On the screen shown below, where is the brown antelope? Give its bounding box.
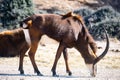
[0,28,30,74]
[20,12,109,77]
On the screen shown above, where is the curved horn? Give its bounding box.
[93,27,109,65]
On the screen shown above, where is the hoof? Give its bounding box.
[34,70,43,76]
[53,74,59,77]
[20,71,24,75]
[37,72,43,76]
[68,72,72,76]
[52,71,59,77]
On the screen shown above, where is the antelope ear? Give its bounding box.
[66,12,73,16]
[22,20,32,29]
[62,12,73,18]
[27,20,32,27]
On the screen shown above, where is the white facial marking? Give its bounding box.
[86,64,93,76]
[23,29,31,46]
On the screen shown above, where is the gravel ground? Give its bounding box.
[0,66,120,80]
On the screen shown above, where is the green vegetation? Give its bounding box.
[0,0,34,29]
[74,6,120,40]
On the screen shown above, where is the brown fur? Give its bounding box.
[20,12,109,77]
[0,28,29,74]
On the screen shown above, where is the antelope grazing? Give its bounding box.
[20,12,109,77]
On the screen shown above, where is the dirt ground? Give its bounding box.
[0,35,120,80]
